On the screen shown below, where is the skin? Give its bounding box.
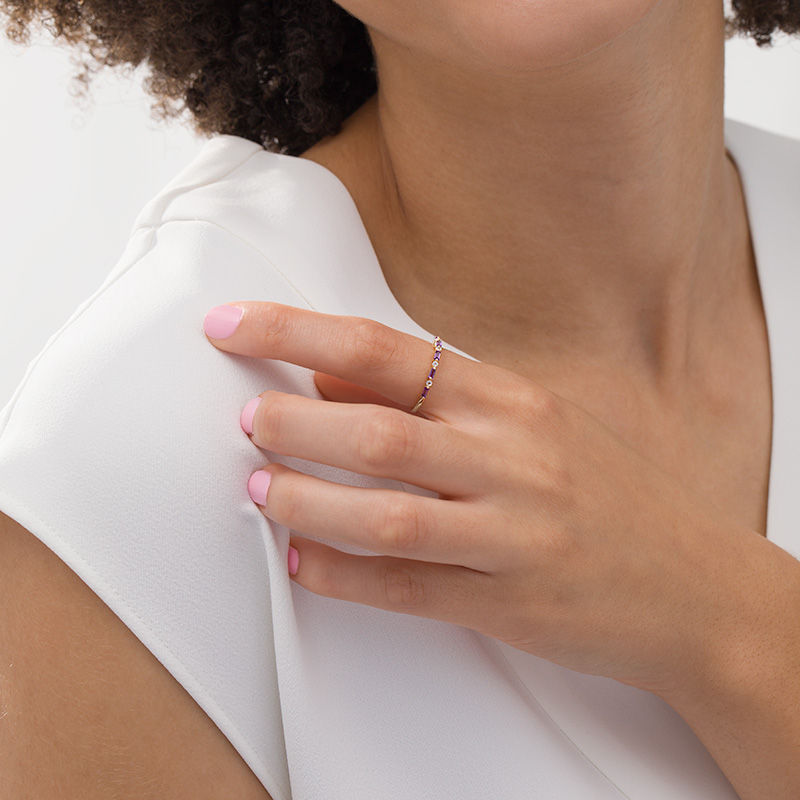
[2,1,794,798]
[206,0,791,795]
[0,510,274,799]
[208,298,800,800]
[302,0,772,535]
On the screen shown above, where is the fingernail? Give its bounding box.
[248,470,271,506]
[204,304,243,339]
[240,397,262,435]
[288,546,299,576]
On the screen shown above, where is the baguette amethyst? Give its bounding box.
[409,336,443,414]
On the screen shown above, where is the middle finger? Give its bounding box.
[242,390,495,497]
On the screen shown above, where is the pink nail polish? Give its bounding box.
[204,304,243,339]
[248,470,271,506]
[288,546,299,576]
[240,397,261,435]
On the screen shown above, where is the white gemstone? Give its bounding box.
[426,379,433,388]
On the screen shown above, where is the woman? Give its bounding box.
[1,1,798,798]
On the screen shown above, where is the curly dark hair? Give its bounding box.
[0,0,797,157]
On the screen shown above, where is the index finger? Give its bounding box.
[202,300,493,420]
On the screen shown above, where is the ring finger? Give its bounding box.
[251,461,500,572]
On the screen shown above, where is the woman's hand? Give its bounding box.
[203,300,796,700]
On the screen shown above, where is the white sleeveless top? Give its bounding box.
[1,117,798,800]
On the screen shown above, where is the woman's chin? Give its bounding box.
[444,0,663,73]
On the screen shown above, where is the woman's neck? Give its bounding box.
[301,0,755,397]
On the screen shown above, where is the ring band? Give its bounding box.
[409,335,443,414]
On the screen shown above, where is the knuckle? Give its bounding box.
[256,390,289,445]
[519,384,559,420]
[314,559,341,598]
[381,564,426,608]
[357,409,416,469]
[256,303,293,348]
[349,318,400,372]
[371,499,424,554]
[494,383,565,439]
[274,470,304,523]
[485,374,558,426]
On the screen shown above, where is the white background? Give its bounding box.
[2,14,800,406]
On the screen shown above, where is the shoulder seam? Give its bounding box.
[127,141,265,237]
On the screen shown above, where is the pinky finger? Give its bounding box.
[287,535,493,630]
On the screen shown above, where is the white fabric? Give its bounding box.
[1,117,797,800]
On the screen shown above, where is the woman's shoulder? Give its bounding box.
[0,135,346,800]
[130,133,367,277]
[0,131,360,798]
[0,133,361,439]
[0,137,332,534]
